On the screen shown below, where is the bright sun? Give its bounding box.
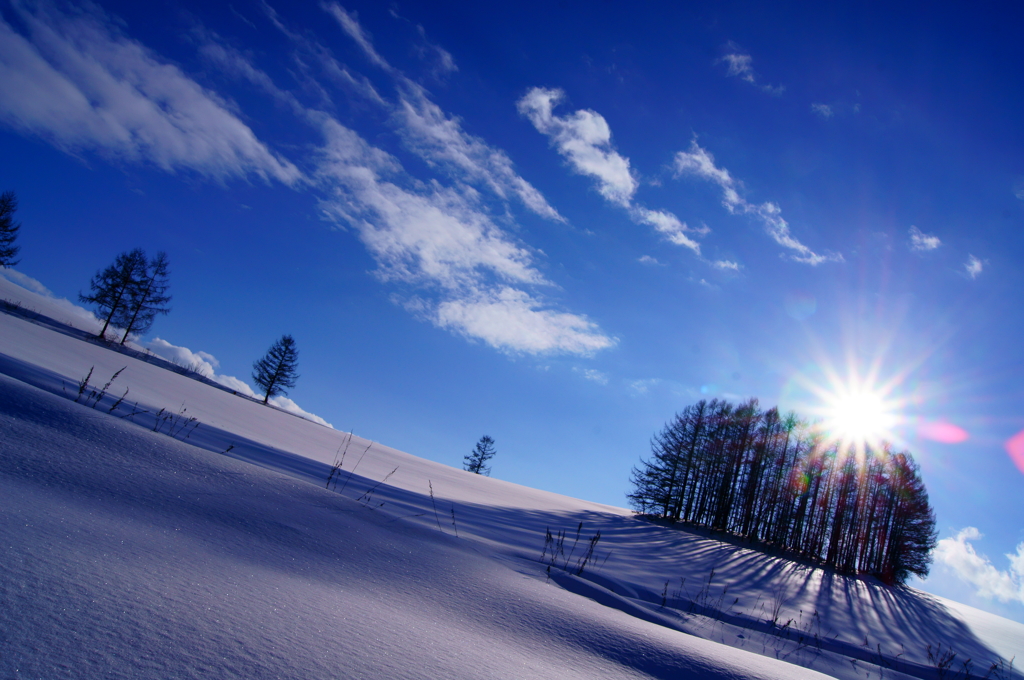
[793,359,906,457]
[818,381,901,454]
[826,390,893,443]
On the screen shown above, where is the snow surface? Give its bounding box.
[2,274,1022,680]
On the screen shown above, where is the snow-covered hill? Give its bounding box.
[2,274,1021,680]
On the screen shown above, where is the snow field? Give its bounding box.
[2,273,1022,679]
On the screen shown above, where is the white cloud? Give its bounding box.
[717,44,784,95]
[3,2,610,358]
[629,378,661,395]
[435,288,614,355]
[638,255,662,266]
[0,4,300,183]
[201,11,602,355]
[811,103,833,119]
[424,40,456,76]
[908,225,941,252]
[710,259,741,271]
[519,88,715,262]
[964,254,985,279]
[146,337,332,426]
[321,3,393,72]
[394,87,564,221]
[630,207,702,255]
[573,367,609,384]
[674,140,841,265]
[518,87,638,207]
[317,120,543,289]
[934,528,1024,604]
[393,10,458,77]
[720,52,754,83]
[319,6,562,222]
[316,119,614,355]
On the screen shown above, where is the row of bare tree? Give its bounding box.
[628,398,937,585]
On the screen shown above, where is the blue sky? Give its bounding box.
[2,0,1023,620]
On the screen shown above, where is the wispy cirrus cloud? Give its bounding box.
[674,140,841,265]
[0,3,300,183]
[322,4,563,222]
[386,7,458,79]
[205,5,603,355]
[519,87,713,262]
[718,43,784,96]
[573,367,609,384]
[517,87,637,207]
[964,254,986,279]
[315,117,613,355]
[322,3,392,72]
[629,378,661,396]
[434,289,613,355]
[811,103,834,119]
[3,1,611,357]
[394,87,565,222]
[316,120,541,289]
[630,206,702,254]
[934,528,1024,604]
[710,259,741,271]
[908,225,941,252]
[720,51,754,83]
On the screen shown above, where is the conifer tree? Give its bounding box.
[628,398,937,584]
[0,190,21,267]
[118,251,171,345]
[80,249,148,340]
[252,335,299,404]
[464,436,496,475]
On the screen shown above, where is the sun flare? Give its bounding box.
[822,387,898,452]
[792,361,907,458]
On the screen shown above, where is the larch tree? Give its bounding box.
[628,398,937,584]
[0,190,21,267]
[80,249,148,340]
[464,436,497,475]
[252,335,299,405]
[118,251,171,345]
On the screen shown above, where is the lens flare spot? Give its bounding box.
[918,420,969,444]
[1005,429,1024,475]
[784,291,817,321]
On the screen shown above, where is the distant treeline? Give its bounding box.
[628,399,936,585]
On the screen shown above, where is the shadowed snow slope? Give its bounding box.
[2,290,1022,680]
[2,373,836,680]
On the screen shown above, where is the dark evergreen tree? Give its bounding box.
[79,249,148,340]
[464,435,496,475]
[118,251,171,344]
[884,453,938,584]
[252,335,299,404]
[0,190,22,267]
[628,398,937,585]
